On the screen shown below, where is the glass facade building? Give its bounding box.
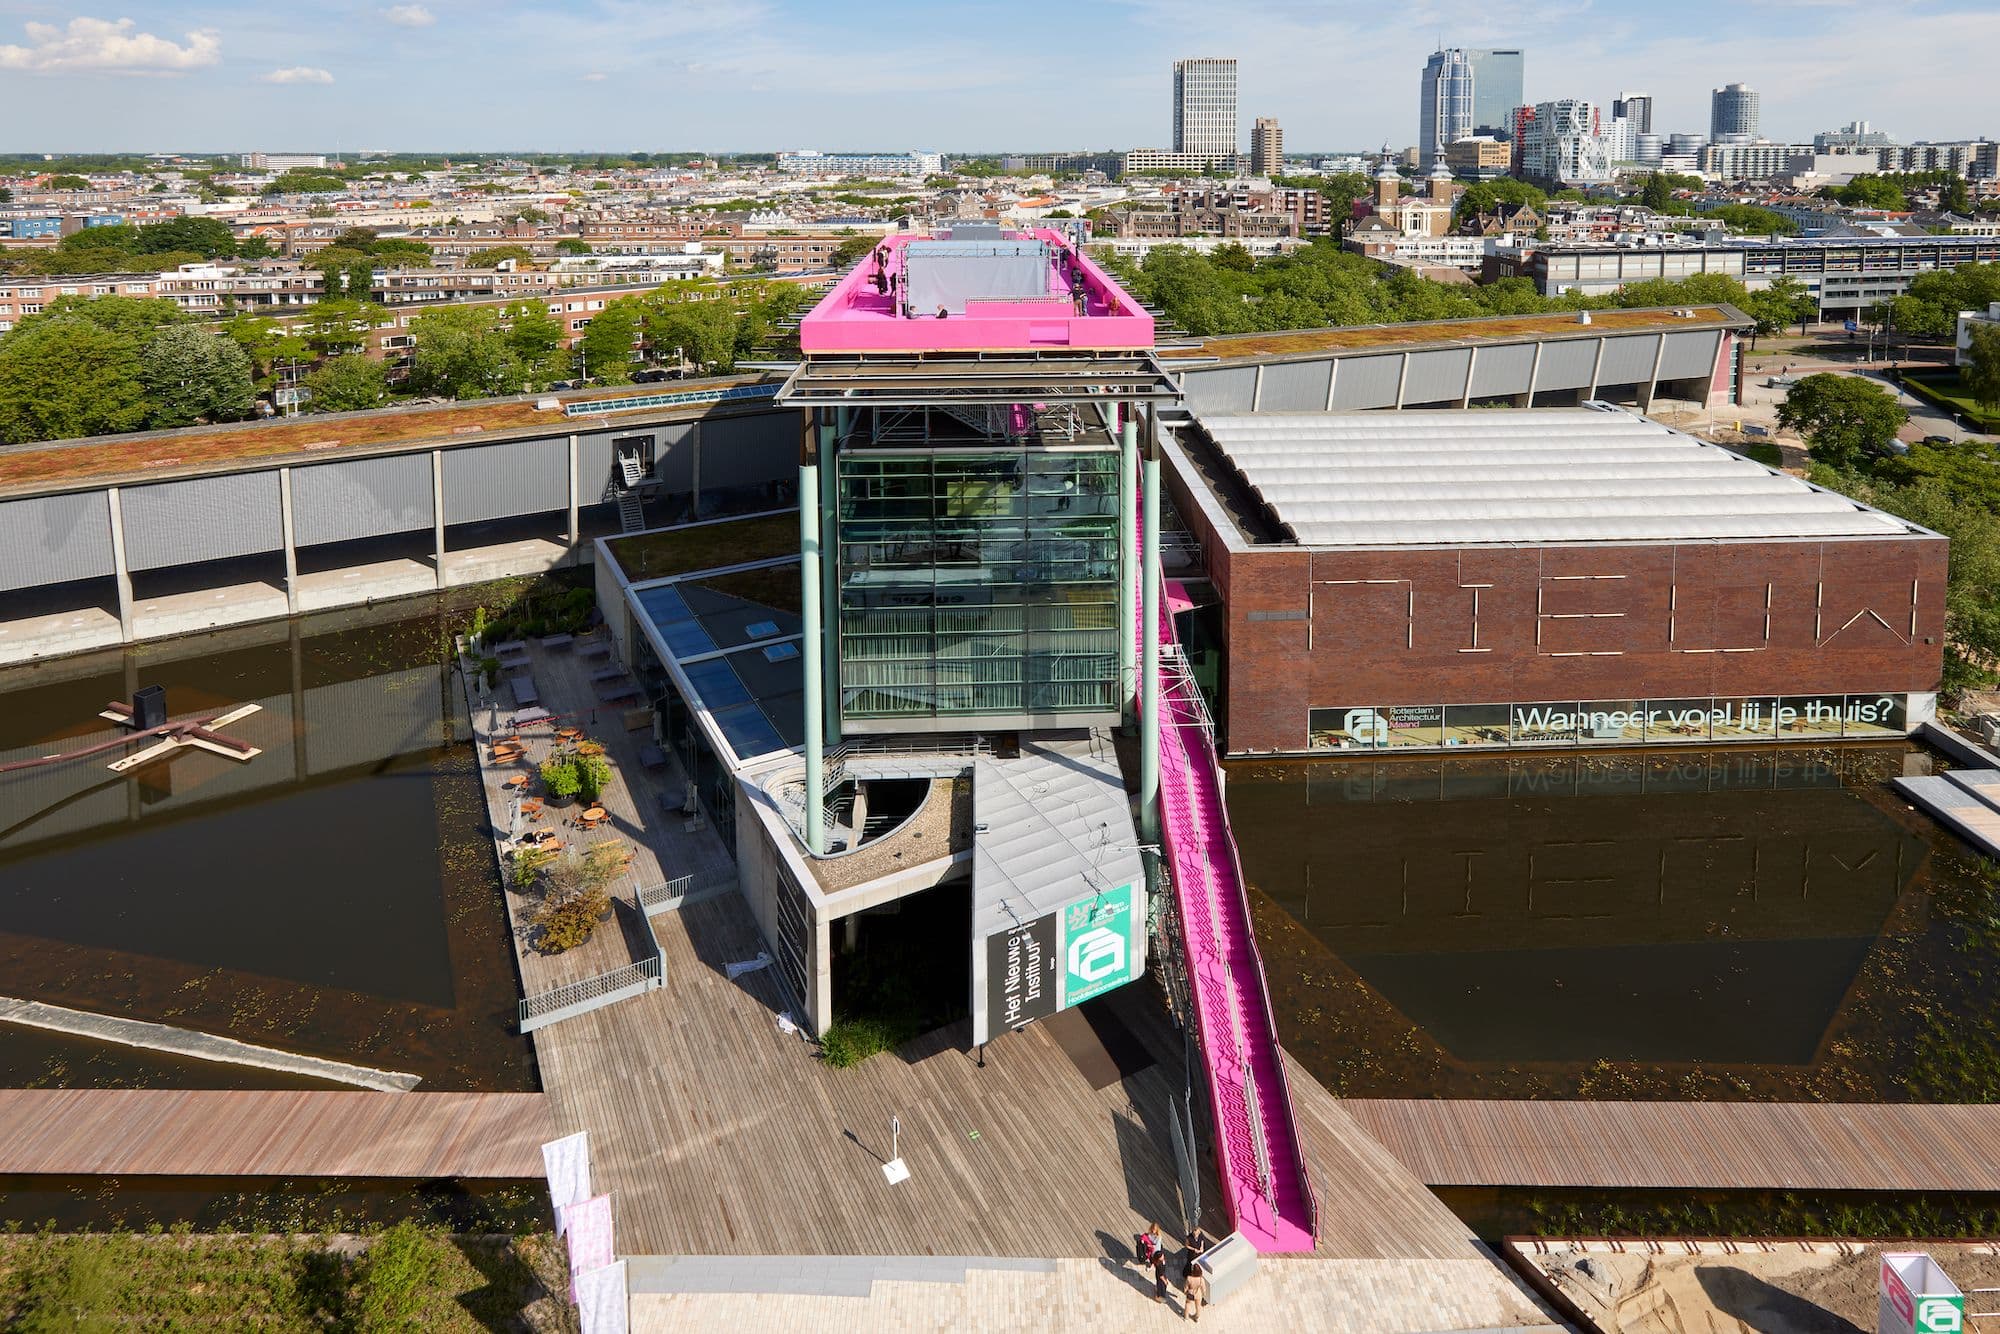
[835,445,1122,724]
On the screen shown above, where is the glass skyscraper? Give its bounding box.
[1420,48,1475,158]
[1465,48,1524,138]
[1711,83,1760,142]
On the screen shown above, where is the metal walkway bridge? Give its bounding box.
[1141,530,1318,1252]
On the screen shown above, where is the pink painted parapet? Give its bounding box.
[797,228,1154,353]
[1142,531,1318,1253]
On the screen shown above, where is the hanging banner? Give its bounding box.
[560,1193,615,1299]
[575,1261,628,1334]
[541,1132,591,1235]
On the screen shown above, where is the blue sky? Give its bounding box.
[0,0,1994,154]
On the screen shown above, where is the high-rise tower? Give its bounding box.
[1250,117,1283,176]
[1465,48,1524,137]
[1711,83,1760,142]
[1420,48,1476,156]
[1612,91,1654,136]
[1173,57,1238,161]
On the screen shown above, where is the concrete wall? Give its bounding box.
[1178,326,1729,416]
[0,406,803,667]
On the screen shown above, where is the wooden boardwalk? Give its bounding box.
[0,1090,553,1177]
[1345,1099,2000,1192]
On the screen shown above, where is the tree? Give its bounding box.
[1704,203,1799,236]
[1452,177,1546,224]
[1640,171,1674,213]
[1776,373,1907,469]
[830,235,874,268]
[1211,242,1256,273]
[0,316,148,443]
[133,216,238,258]
[576,298,643,382]
[408,305,524,398]
[140,325,256,428]
[1966,323,2000,412]
[1947,177,1974,217]
[45,173,91,190]
[1832,175,1908,210]
[300,297,382,358]
[463,244,537,268]
[1741,277,1816,346]
[14,293,186,343]
[304,354,390,411]
[222,311,310,388]
[502,299,568,384]
[554,237,594,255]
[640,295,732,372]
[311,246,378,302]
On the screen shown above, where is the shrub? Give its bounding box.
[533,867,610,953]
[477,655,501,689]
[818,1017,911,1069]
[575,752,613,802]
[352,1221,432,1332]
[540,755,581,799]
[16,1240,120,1332]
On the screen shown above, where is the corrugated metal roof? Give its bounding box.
[1198,409,1920,547]
[971,735,1143,939]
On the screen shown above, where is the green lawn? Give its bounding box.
[1902,370,2000,431]
[0,1226,573,1333]
[605,510,798,582]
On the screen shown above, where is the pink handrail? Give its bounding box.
[1139,530,1318,1252]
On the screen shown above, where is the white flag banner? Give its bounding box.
[561,1193,616,1297]
[575,1260,627,1334]
[541,1132,590,1234]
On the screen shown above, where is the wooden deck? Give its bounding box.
[463,631,735,1000]
[1345,1099,2000,1192]
[0,1090,553,1177]
[529,881,1489,1262]
[534,888,1230,1257]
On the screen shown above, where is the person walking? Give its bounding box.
[1150,1242,1171,1306]
[1182,1255,1209,1322]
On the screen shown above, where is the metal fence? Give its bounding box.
[518,954,662,1032]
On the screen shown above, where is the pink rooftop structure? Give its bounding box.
[797,225,1154,353]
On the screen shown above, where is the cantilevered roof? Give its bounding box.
[777,350,1183,406]
[971,735,1144,940]
[1198,408,1926,548]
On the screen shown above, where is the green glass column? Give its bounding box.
[801,458,825,856]
[1140,450,1161,844]
[1118,405,1138,727]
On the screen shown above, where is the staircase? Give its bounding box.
[1140,511,1319,1253]
[617,491,646,533]
[617,453,649,488]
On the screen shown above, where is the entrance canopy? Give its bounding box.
[969,734,1148,1045]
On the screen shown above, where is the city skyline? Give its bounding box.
[0,0,1996,153]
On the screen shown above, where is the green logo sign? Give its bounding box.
[1061,881,1141,1008]
[1918,1296,1965,1334]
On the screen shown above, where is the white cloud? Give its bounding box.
[262,66,335,85]
[581,71,607,81]
[0,16,220,74]
[384,4,436,27]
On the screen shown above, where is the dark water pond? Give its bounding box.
[1229,744,2000,1102]
[0,603,534,1091]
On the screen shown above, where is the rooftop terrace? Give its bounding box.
[1176,305,1746,362]
[798,226,1153,354]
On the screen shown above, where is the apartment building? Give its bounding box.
[0,273,160,333]
[1251,118,1284,177]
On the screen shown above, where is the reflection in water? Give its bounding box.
[0,604,534,1091]
[1229,746,1999,1101]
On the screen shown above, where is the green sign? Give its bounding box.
[1060,880,1142,1008]
[1918,1296,1965,1334]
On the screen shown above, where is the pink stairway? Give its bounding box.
[1142,570,1318,1252]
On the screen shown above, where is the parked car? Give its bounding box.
[548,379,582,391]
[1922,434,1955,446]
[631,368,673,384]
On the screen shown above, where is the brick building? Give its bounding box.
[1163,408,1945,755]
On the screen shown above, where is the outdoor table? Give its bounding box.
[597,683,639,703]
[511,706,553,726]
[510,675,540,707]
[591,667,628,683]
[637,744,666,769]
[541,633,575,650]
[580,640,613,659]
[491,639,527,655]
[503,774,529,790]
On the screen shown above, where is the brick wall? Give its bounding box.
[1217,536,1947,752]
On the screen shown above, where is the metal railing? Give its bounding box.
[518,954,662,1030]
[561,381,779,418]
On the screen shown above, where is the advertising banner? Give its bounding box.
[541,1132,590,1236]
[1059,880,1143,1009]
[985,911,1058,1035]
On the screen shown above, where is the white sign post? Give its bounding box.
[882,1114,910,1185]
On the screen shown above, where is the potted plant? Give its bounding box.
[540,754,582,806]
[576,752,613,803]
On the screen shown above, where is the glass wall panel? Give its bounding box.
[1510,701,1580,746]
[1380,705,1445,748]
[1644,698,1714,742]
[1841,692,1907,737]
[1308,706,1384,750]
[1778,694,1847,738]
[1712,697,1779,741]
[1575,700,1645,744]
[1442,703,1510,747]
[835,447,1120,722]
